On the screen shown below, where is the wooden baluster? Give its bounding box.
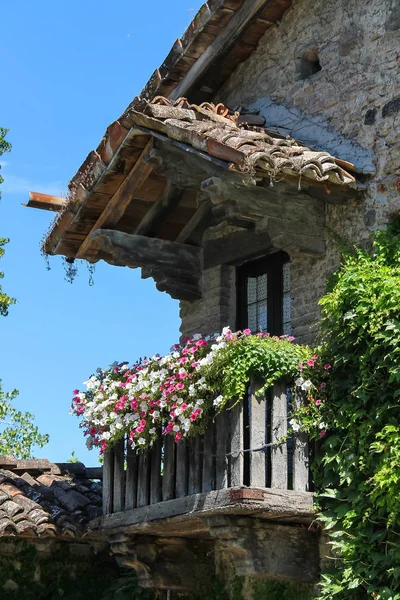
[249,378,267,487]
[102,448,114,515]
[137,450,150,507]
[175,439,188,498]
[162,435,176,501]
[202,422,215,492]
[292,390,310,491]
[230,401,244,487]
[113,439,125,513]
[125,443,138,509]
[271,382,288,489]
[150,438,162,504]
[188,436,202,494]
[215,411,228,489]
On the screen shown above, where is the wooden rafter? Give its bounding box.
[75,139,154,260]
[134,180,183,237]
[25,191,67,212]
[169,0,269,100]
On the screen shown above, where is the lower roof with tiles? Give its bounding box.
[0,457,102,539]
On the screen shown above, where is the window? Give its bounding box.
[237,251,291,336]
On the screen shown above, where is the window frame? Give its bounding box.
[236,251,290,336]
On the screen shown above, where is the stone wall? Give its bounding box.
[179,264,236,339]
[181,0,400,344]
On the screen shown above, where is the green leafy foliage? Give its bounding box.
[0,237,16,316]
[295,221,400,599]
[0,127,11,200]
[0,381,49,458]
[0,129,16,316]
[205,333,311,402]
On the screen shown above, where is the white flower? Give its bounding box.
[319,422,326,429]
[222,326,231,336]
[102,431,111,440]
[192,333,202,340]
[173,425,180,432]
[289,419,300,432]
[213,395,224,406]
[149,428,156,435]
[295,377,304,387]
[138,438,146,445]
[301,380,312,391]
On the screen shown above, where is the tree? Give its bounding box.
[0,127,49,458]
[0,128,15,315]
[0,382,49,459]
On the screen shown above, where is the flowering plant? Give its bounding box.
[71,328,317,454]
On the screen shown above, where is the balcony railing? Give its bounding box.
[102,380,309,516]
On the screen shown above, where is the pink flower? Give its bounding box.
[288,336,295,341]
[178,357,188,364]
[190,413,197,422]
[315,399,322,406]
[189,347,197,354]
[181,403,188,411]
[307,359,315,367]
[243,328,251,335]
[179,372,187,379]
[324,364,331,370]
[313,354,318,359]
[319,429,326,438]
[191,362,199,368]
[175,432,182,442]
[196,339,207,347]
[176,383,185,390]
[73,389,79,395]
[299,364,305,370]
[140,419,146,427]
[131,399,138,410]
[320,383,326,389]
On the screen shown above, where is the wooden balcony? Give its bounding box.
[90,381,320,592]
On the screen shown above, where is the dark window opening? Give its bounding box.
[237,251,291,336]
[297,49,322,80]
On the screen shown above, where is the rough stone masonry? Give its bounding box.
[180,0,400,345]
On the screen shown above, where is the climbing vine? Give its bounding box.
[294,221,400,599]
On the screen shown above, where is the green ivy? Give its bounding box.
[301,221,400,599]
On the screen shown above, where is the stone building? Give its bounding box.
[28,0,400,595]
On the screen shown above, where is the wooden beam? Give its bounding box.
[170,0,269,100]
[76,139,154,260]
[175,200,211,244]
[91,229,203,301]
[134,181,183,237]
[25,191,67,212]
[204,229,273,269]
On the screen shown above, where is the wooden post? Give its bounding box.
[292,390,310,491]
[202,424,215,492]
[230,402,244,487]
[162,436,176,501]
[102,448,114,515]
[125,444,138,510]
[249,379,267,488]
[150,438,162,504]
[215,412,228,489]
[271,383,288,490]
[137,450,150,507]
[113,439,125,513]
[175,439,188,498]
[188,436,202,495]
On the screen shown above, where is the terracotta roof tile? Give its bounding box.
[0,457,102,539]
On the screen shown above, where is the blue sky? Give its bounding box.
[1,0,203,464]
